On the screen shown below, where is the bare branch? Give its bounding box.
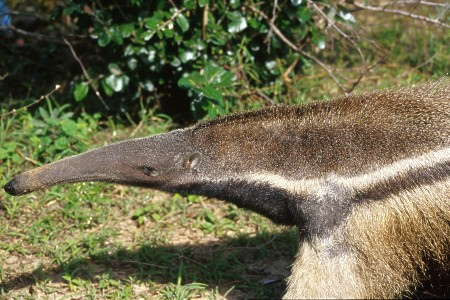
[308,0,366,66]
[202,4,209,40]
[63,37,110,111]
[231,51,276,105]
[380,1,449,8]
[308,0,368,91]
[266,0,280,53]
[353,1,450,28]
[0,73,8,80]
[299,51,349,95]
[248,5,348,95]
[0,84,61,118]
[16,149,39,166]
[248,6,301,52]
[6,25,63,43]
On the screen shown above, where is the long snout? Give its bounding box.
[3,131,186,196]
[4,143,126,195]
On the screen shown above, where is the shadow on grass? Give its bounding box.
[0,229,298,298]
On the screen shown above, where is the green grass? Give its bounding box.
[0,14,448,298]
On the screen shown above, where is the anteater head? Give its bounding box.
[4,129,207,196]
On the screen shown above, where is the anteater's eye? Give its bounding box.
[140,166,157,176]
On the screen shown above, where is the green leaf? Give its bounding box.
[338,10,356,23]
[0,148,8,160]
[110,28,123,45]
[101,79,114,96]
[291,0,303,6]
[74,82,89,102]
[178,77,192,89]
[179,49,196,63]
[227,11,247,33]
[199,0,209,7]
[163,28,174,39]
[170,57,181,67]
[97,32,111,47]
[187,195,201,203]
[201,86,223,101]
[141,80,154,92]
[55,137,68,150]
[138,215,147,225]
[183,0,195,9]
[204,209,216,223]
[127,58,138,70]
[178,72,205,89]
[151,213,161,221]
[215,71,234,87]
[39,136,51,147]
[4,142,17,152]
[11,153,23,163]
[297,7,311,23]
[176,14,190,32]
[119,23,134,38]
[105,74,130,92]
[144,17,161,30]
[140,30,155,41]
[312,30,326,50]
[230,0,240,9]
[61,120,77,136]
[132,208,144,218]
[62,4,82,16]
[108,63,122,75]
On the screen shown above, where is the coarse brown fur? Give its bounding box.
[4,78,450,298]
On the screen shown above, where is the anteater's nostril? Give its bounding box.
[4,177,22,196]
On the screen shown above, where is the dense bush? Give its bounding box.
[0,1,448,122]
[57,0,343,120]
[1,0,361,121]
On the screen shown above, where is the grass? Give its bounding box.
[0,14,448,299]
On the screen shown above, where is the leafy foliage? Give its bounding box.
[1,1,448,122]
[42,0,359,119]
[0,99,99,176]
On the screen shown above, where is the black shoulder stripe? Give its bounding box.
[354,160,450,202]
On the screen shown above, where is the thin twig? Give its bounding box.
[308,0,366,66]
[202,4,209,40]
[16,149,39,165]
[255,89,276,105]
[248,5,348,94]
[399,51,438,78]
[168,0,178,9]
[121,260,169,269]
[0,84,61,118]
[282,56,300,83]
[266,0,279,53]
[300,50,348,95]
[0,73,8,80]
[63,37,110,110]
[130,120,144,137]
[308,0,368,91]
[155,8,186,33]
[353,1,450,28]
[178,254,212,272]
[248,6,300,52]
[380,0,449,8]
[233,50,276,105]
[6,25,64,43]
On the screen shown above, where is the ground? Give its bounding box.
[0,181,298,299]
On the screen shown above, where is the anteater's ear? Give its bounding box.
[184,152,202,169]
